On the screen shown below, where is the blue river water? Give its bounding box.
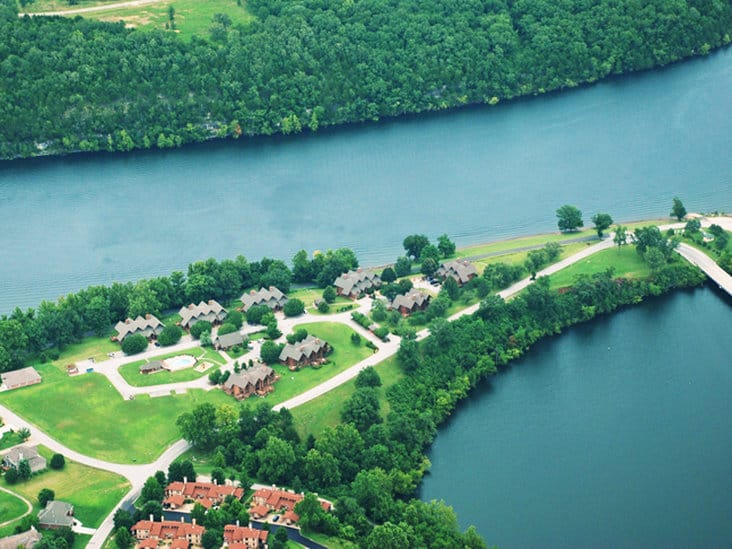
[421,287,732,547]
[0,49,731,313]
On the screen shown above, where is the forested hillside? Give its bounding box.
[0,0,730,159]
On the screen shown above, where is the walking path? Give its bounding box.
[0,485,32,528]
[21,0,163,17]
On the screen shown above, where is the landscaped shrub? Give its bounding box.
[50,454,65,470]
[372,326,390,341]
[217,323,237,336]
[226,310,244,329]
[158,325,183,346]
[283,298,305,317]
[190,321,212,339]
[317,300,330,313]
[260,341,284,364]
[286,328,308,345]
[351,312,371,329]
[322,286,336,304]
[246,305,270,325]
[121,334,148,355]
[351,333,361,346]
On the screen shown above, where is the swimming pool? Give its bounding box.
[162,355,196,371]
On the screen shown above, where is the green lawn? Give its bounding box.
[25,0,256,39]
[1,365,231,463]
[456,229,599,259]
[0,431,25,451]
[256,322,373,407]
[118,347,224,387]
[44,334,119,366]
[292,356,404,439]
[73,535,93,549]
[0,489,27,525]
[288,287,323,308]
[473,241,589,273]
[547,245,651,289]
[1,447,129,529]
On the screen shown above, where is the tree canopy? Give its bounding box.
[0,0,729,159]
[556,205,584,232]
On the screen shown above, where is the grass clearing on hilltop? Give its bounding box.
[25,0,255,40]
[1,447,129,529]
[1,366,231,463]
[547,246,651,289]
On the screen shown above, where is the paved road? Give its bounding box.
[21,0,163,17]
[0,485,32,528]
[4,216,729,546]
[675,242,732,296]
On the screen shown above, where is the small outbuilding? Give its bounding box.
[139,361,164,375]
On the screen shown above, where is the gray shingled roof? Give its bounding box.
[223,364,274,390]
[0,526,42,549]
[333,269,381,296]
[240,286,288,312]
[279,335,329,363]
[2,445,47,473]
[140,360,164,373]
[114,314,164,341]
[179,300,227,328]
[1,366,41,389]
[391,290,430,311]
[38,501,74,528]
[436,260,477,284]
[215,331,245,349]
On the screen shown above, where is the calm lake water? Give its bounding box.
[421,287,732,547]
[1,49,731,312]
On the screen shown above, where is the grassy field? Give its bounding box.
[73,535,93,549]
[118,347,224,387]
[44,334,119,366]
[0,431,25,451]
[258,322,373,407]
[292,356,404,439]
[24,0,255,39]
[1,364,231,463]
[1,447,129,529]
[547,245,651,289]
[0,489,27,525]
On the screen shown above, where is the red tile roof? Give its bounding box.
[131,520,204,541]
[223,524,269,544]
[137,539,157,548]
[165,481,244,508]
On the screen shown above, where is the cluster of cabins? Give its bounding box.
[128,481,332,548]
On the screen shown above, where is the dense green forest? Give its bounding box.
[170,263,705,547]
[0,0,730,158]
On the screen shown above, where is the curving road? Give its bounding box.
[3,215,729,547]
